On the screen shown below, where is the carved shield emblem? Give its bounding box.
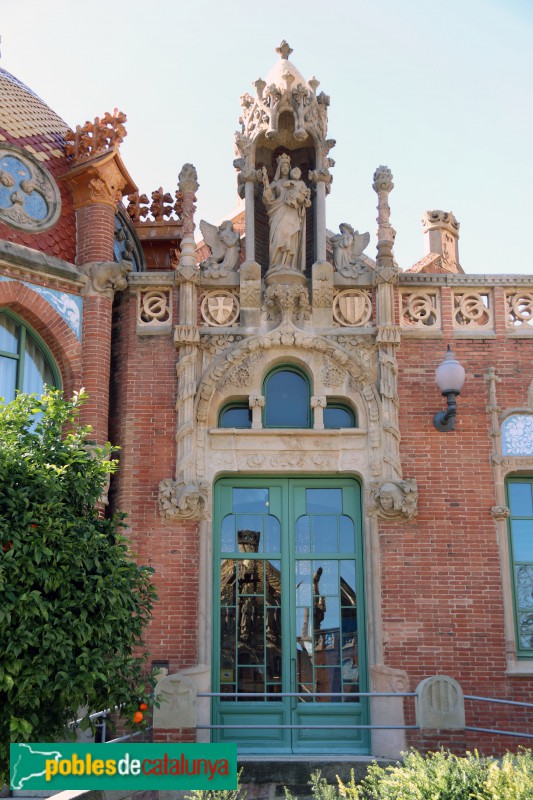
[208,296,234,324]
[200,291,240,327]
[333,290,372,327]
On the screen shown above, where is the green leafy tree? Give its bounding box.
[0,390,156,783]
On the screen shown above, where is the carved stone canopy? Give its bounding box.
[234,42,334,178]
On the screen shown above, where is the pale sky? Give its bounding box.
[2,0,532,274]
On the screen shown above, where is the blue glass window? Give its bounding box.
[219,403,252,428]
[264,368,310,428]
[324,404,356,429]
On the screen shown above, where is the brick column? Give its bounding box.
[63,116,137,442]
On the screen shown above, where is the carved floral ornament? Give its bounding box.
[0,145,61,232]
[158,478,209,521]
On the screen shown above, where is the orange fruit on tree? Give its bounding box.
[133,711,143,724]
[139,702,148,711]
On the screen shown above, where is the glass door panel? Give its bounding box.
[213,478,367,753]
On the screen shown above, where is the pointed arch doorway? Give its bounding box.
[212,476,369,754]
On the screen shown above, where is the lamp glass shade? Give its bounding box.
[435,347,465,393]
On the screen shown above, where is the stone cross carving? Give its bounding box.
[261,154,311,272]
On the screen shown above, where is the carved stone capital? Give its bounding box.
[376,325,401,345]
[264,283,310,323]
[158,478,209,521]
[308,168,332,186]
[422,209,460,236]
[249,394,265,409]
[368,479,418,521]
[491,505,510,521]
[174,325,200,347]
[81,260,132,298]
[311,395,327,409]
[374,264,400,286]
[63,149,136,210]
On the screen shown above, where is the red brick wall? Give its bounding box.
[109,289,199,680]
[76,204,116,266]
[391,326,533,752]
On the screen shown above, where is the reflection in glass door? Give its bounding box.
[213,478,368,753]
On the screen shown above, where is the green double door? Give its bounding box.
[213,477,369,754]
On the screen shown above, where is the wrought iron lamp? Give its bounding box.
[433,346,465,432]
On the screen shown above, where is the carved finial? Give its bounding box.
[373,165,394,194]
[276,40,293,60]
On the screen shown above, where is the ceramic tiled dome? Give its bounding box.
[0,68,76,262]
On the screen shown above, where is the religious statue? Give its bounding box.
[331,223,370,278]
[262,153,311,272]
[199,219,240,278]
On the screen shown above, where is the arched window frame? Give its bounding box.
[324,400,357,429]
[262,365,312,429]
[0,309,61,401]
[218,401,252,429]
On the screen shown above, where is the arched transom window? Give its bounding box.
[0,310,60,402]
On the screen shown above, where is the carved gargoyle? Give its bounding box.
[82,261,132,298]
[158,478,209,521]
[331,224,370,278]
[368,479,418,521]
[199,220,240,278]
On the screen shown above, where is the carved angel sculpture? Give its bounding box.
[331,223,370,278]
[199,219,240,278]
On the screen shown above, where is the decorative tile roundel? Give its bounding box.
[0,144,61,232]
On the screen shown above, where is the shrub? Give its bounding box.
[336,749,533,800]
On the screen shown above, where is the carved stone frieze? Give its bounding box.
[82,260,131,298]
[264,284,310,322]
[199,333,244,357]
[368,479,418,521]
[158,478,209,521]
[491,505,510,521]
